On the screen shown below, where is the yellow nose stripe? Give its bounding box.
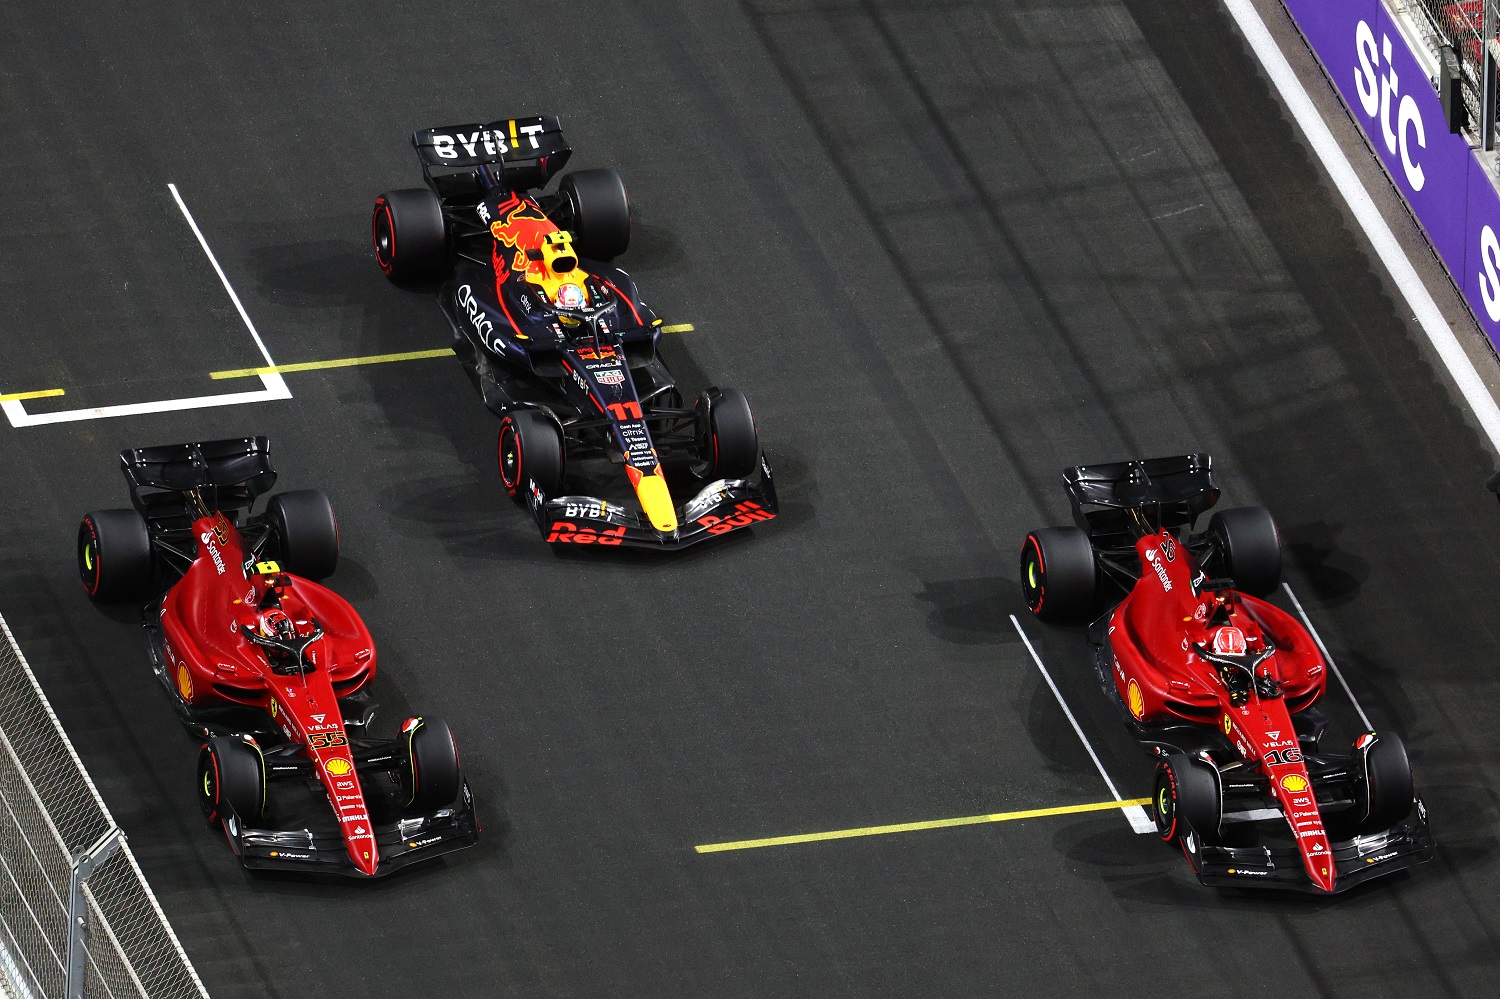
[633,469,678,533]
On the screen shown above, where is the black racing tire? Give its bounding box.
[497,410,566,500]
[77,509,152,603]
[1019,527,1097,623]
[267,490,339,580]
[198,737,266,827]
[403,717,462,813]
[558,168,631,260]
[1153,754,1221,845]
[1208,506,1281,597]
[373,188,447,282]
[695,387,759,480]
[1355,731,1414,831]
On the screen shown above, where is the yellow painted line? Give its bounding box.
[0,388,65,403]
[210,348,456,380]
[695,797,1153,854]
[660,323,695,333]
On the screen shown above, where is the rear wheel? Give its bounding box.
[1209,506,1281,597]
[1019,527,1096,623]
[372,189,447,282]
[497,410,566,500]
[198,737,266,827]
[695,387,759,480]
[267,490,339,580]
[1354,731,1414,831]
[1153,754,1221,844]
[77,509,152,602]
[403,717,462,813]
[558,168,631,260]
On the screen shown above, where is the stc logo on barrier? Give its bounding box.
[1354,21,1426,192]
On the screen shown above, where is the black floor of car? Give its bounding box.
[2,0,1499,996]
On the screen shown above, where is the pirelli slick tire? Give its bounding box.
[1019,527,1096,623]
[497,410,565,501]
[267,490,339,581]
[198,737,266,827]
[373,189,447,283]
[695,387,759,480]
[1354,732,1415,832]
[403,717,462,813]
[559,168,631,260]
[1209,506,1281,598]
[1153,754,1221,845]
[77,509,152,603]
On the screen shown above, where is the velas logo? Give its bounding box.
[1280,773,1310,794]
[1353,21,1426,192]
[325,758,353,776]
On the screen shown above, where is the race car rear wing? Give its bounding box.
[412,115,572,195]
[1064,453,1219,543]
[120,437,277,520]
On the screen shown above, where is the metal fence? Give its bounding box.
[1409,0,1500,145]
[0,612,207,999]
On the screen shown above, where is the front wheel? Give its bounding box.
[1354,731,1414,831]
[1019,527,1096,623]
[402,717,462,813]
[1153,754,1221,845]
[198,737,266,827]
[77,509,152,602]
[695,387,759,480]
[497,410,566,500]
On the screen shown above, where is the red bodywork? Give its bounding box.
[158,515,381,876]
[1108,531,1336,891]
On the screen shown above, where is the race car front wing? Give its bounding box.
[222,780,480,878]
[523,452,778,549]
[1178,797,1434,893]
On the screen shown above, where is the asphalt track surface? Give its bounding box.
[3,0,1500,996]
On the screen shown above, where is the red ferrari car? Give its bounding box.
[78,438,478,877]
[1020,454,1431,892]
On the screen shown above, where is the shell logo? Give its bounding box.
[1126,679,1145,720]
[325,759,353,777]
[176,665,193,701]
[1280,773,1310,794]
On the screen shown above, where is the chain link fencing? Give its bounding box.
[0,612,207,999]
[1407,1,1499,143]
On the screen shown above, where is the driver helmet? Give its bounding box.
[258,609,297,643]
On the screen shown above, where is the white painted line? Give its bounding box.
[1009,615,1157,834]
[1222,0,1500,453]
[2,185,291,428]
[1282,583,1375,731]
[1,387,289,427]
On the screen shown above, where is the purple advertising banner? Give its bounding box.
[1280,0,1500,348]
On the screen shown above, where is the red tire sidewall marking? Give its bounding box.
[81,518,102,595]
[498,419,521,496]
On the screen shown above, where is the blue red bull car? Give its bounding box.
[372,115,776,549]
[1020,455,1432,892]
[77,438,478,877]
